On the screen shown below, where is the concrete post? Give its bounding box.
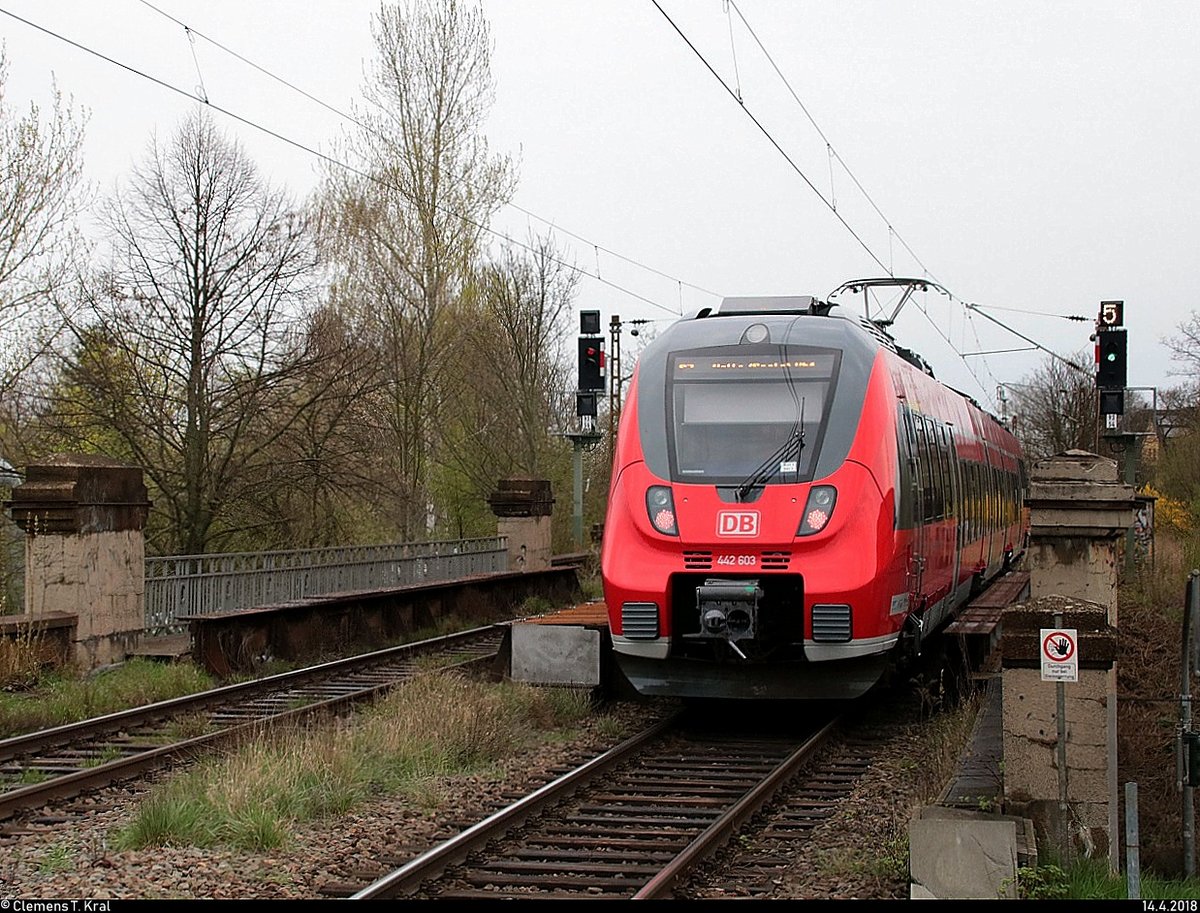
[487,479,554,572]
[8,455,151,668]
[1001,450,1132,866]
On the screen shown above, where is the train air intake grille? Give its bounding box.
[683,551,713,570]
[760,551,791,570]
[621,602,660,639]
[811,604,852,643]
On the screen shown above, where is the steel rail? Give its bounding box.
[350,715,681,899]
[632,717,839,899]
[0,626,503,820]
[0,624,501,763]
[351,715,842,900]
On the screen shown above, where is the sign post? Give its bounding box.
[1041,628,1079,682]
[1043,623,1078,857]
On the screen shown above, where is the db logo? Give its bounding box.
[717,510,760,537]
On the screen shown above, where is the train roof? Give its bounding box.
[698,295,936,377]
[688,294,1005,428]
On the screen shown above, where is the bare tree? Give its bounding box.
[0,48,88,399]
[320,0,514,538]
[235,304,391,548]
[430,236,577,536]
[468,236,576,476]
[52,111,321,555]
[1165,312,1200,381]
[1006,350,1097,460]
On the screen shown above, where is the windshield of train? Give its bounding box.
[666,346,840,484]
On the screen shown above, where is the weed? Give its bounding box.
[516,595,554,618]
[82,745,125,767]
[1039,856,1200,900]
[116,674,597,851]
[594,714,628,742]
[0,619,48,691]
[1008,864,1070,899]
[166,713,214,741]
[36,842,73,875]
[18,767,49,785]
[0,658,215,739]
[579,575,604,602]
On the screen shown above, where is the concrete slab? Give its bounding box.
[510,623,601,687]
[909,814,1019,899]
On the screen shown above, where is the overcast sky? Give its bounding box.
[1,1,1197,414]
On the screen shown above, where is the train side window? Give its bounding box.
[984,458,993,530]
[940,425,955,519]
[947,429,960,533]
[964,463,974,535]
[968,461,978,538]
[917,419,935,522]
[979,459,988,532]
[989,463,998,531]
[925,418,941,521]
[998,465,1008,523]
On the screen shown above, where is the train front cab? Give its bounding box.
[603,335,911,701]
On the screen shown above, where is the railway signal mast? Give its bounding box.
[1094,299,1142,574]
[567,310,605,548]
[1096,299,1127,430]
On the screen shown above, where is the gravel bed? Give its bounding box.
[0,689,974,900]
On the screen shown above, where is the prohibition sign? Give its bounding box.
[1042,630,1076,664]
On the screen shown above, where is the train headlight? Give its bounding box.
[646,485,679,536]
[797,485,837,536]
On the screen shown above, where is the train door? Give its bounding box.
[946,426,966,606]
[900,406,925,604]
[926,417,952,622]
[983,449,998,578]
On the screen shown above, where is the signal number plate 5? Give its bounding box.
[717,554,757,567]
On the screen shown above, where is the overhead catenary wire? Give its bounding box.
[650,0,1014,401]
[726,0,934,282]
[134,0,720,307]
[649,0,892,278]
[0,4,692,319]
[665,0,1091,405]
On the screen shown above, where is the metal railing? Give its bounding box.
[144,538,508,632]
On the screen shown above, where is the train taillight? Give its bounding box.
[645,485,679,536]
[798,485,837,535]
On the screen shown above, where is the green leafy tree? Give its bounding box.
[319,0,513,539]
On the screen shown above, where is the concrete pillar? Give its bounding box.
[1001,450,1132,865]
[1024,450,1133,626]
[8,455,151,668]
[487,479,554,572]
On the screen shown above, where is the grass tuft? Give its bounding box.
[116,674,599,851]
[0,658,215,738]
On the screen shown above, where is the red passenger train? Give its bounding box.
[600,283,1028,700]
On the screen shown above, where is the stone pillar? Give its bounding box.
[1001,450,1132,864]
[1024,450,1133,626]
[487,479,554,572]
[8,455,151,668]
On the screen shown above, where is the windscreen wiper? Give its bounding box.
[734,427,805,502]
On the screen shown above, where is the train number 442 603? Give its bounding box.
[716,555,757,566]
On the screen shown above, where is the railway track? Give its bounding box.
[0,625,504,824]
[347,711,848,900]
